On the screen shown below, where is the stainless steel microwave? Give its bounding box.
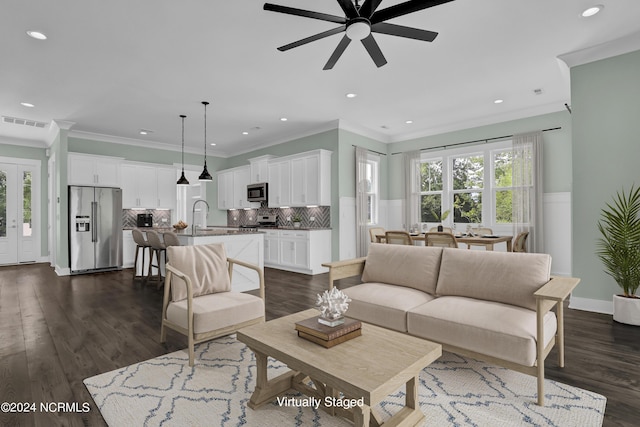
[247,182,268,202]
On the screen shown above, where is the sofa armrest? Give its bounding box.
[321,257,367,290]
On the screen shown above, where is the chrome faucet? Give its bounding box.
[192,199,210,235]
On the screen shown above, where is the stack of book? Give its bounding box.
[294,316,362,348]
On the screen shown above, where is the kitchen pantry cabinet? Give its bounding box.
[216,165,259,210]
[263,229,331,275]
[68,153,121,187]
[121,163,177,210]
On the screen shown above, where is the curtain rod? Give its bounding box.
[390,127,562,155]
[352,145,387,156]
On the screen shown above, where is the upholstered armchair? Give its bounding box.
[160,243,265,366]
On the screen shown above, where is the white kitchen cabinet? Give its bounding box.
[267,160,291,208]
[156,167,177,210]
[248,155,274,184]
[290,150,331,206]
[68,153,121,187]
[217,170,233,210]
[217,166,259,210]
[122,230,136,269]
[263,229,331,274]
[121,163,177,210]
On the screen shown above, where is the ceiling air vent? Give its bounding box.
[2,116,49,129]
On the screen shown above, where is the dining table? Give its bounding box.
[375,233,513,251]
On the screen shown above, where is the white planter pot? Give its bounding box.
[613,294,640,326]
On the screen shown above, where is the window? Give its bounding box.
[419,159,443,222]
[364,154,380,224]
[418,141,532,229]
[23,171,32,236]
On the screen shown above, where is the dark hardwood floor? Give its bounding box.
[0,263,638,426]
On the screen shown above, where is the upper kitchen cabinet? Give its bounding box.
[248,155,274,184]
[217,165,258,210]
[68,153,121,187]
[267,159,291,208]
[290,150,332,207]
[121,163,177,210]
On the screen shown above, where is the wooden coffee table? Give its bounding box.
[237,309,442,427]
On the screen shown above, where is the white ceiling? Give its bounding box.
[2,0,640,157]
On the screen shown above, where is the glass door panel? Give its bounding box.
[0,164,18,264]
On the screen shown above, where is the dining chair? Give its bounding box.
[384,230,413,245]
[161,243,265,366]
[425,232,459,248]
[369,227,386,243]
[513,231,530,252]
[468,227,495,250]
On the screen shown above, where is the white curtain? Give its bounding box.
[404,150,421,232]
[355,147,369,257]
[512,131,544,253]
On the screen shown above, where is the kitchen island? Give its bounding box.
[175,229,264,293]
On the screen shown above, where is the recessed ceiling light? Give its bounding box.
[494,99,504,104]
[405,120,413,124]
[280,117,288,121]
[346,93,357,98]
[21,102,35,108]
[242,131,249,135]
[26,30,47,40]
[210,143,217,146]
[582,5,603,17]
[139,129,153,135]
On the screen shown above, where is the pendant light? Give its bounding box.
[199,101,213,181]
[176,114,190,186]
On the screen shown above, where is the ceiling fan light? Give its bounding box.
[346,19,371,41]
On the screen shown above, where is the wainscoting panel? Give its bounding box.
[543,192,572,276]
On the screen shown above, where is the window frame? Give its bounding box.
[365,153,380,225]
[418,140,529,231]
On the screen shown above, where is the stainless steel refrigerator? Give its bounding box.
[69,186,123,273]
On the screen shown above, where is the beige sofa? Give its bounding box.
[322,243,580,406]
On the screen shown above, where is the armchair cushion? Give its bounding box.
[167,243,231,302]
[166,292,264,335]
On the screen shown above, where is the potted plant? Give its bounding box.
[292,214,302,228]
[596,185,640,325]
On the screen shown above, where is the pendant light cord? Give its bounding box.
[180,115,186,172]
[202,101,209,166]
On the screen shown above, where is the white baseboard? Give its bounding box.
[569,296,613,315]
[55,265,71,276]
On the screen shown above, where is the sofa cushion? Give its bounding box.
[166,292,264,335]
[435,248,551,311]
[361,243,443,295]
[407,296,557,366]
[344,283,436,332]
[168,243,231,302]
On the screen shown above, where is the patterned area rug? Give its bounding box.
[84,335,606,427]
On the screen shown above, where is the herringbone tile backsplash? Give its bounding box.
[122,209,172,228]
[226,203,330,228]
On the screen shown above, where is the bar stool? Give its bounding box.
[132,229,152,281]
[146,230,166,285]
[157,231,181,289]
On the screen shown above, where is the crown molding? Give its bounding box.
[558,30,640,68]
[337,119,391,143]
[0,135,47,148]
[67,129,203,155]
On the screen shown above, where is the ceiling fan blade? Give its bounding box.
[370,0,454,24]
[323,35,352,70]
[361,34,387,68]
[372,22,438,42]
[336,0,359,18]
[359,0,383,18]
[278,26,346,51]
[264,3,347,24]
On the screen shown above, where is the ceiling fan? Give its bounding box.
[264,0,455,70]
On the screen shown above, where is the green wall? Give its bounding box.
[337,129,390,200]
[386,111,573,199]
[0,142,49,259]
[571,49,640,302]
